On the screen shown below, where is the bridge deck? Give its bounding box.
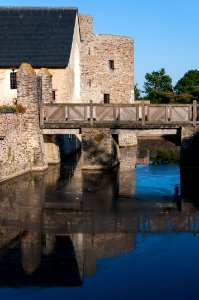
[40,101,199,129]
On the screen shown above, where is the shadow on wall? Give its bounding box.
[57,134,81,157]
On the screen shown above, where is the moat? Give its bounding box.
[0,140,199,300]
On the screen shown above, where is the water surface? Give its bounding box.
[0,148,198,300]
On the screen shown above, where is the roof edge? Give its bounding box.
[0,6,78,11]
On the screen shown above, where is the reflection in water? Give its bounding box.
[0,146,198,298]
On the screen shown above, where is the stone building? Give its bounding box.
[79,15,134,104]
[0,7,134,105]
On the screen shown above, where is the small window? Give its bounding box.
[10,71,17,89]
[104,94,110,104]
[109,60,114,70]
[88,79,92,87]
[52,90,56,101]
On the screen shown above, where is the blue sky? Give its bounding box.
[1,0,199,91]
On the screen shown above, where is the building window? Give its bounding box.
[109,60,114,70]
[10,70,17,89]
[104,94,110,104]
[88,79,92,87]
[52,90,56,101]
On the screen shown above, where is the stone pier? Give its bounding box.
[81,128,120,170]
[181,125,199,169]
[180,125,199,201]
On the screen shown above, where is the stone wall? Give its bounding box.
[0,114,32,181]
[37,68,52,103]
[0,63,48,182]
[17,63,48,171]
[79,14,134,104]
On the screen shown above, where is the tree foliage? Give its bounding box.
[174,69,199,100]
[144,68,173,98]
[141,68,199,103]
[146,90,194,104]
[134,83,141,100]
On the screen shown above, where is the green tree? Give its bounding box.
[134,83,141,100]
[144,68,173,101]
[174,70,199,99]
[146,90,194,104]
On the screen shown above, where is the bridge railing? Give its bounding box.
[41,100,198,126]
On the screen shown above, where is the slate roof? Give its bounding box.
[0,7,78,68]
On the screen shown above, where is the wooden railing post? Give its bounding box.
[142,101,145,125]
[136,105,139,121]
[193,100,197,126]
[165,105,168,123]
[90,100,93,125]
[113,105,117,121]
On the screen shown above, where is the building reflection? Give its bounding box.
[0,149,198,287]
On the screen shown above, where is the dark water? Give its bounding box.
[0,146,199,300]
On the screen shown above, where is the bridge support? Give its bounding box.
[81,128,120,170]
[181,125,199,201]
[43,135,60,164]
[119,147,136,198]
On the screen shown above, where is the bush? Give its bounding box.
[0,104,27,113]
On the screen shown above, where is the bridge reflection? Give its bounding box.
[0,152,198,287]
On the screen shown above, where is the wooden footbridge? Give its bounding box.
[40,100,199,129]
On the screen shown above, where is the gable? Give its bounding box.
[0,7,78,68]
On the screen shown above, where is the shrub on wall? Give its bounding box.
[0,104,27,113]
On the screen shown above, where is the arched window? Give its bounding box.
[10,70,17,89]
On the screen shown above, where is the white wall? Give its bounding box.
[0,69,17,104]
[69,14,81,102]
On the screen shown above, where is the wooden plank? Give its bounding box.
[171,106,189,122]
[188,105,191,121]
[68,106,86,121]
[45,106,65,121]
[148,106,166,122]
[96,106,114,121]
[119,106,136,121]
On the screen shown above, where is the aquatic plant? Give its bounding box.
[150,149,180,164]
